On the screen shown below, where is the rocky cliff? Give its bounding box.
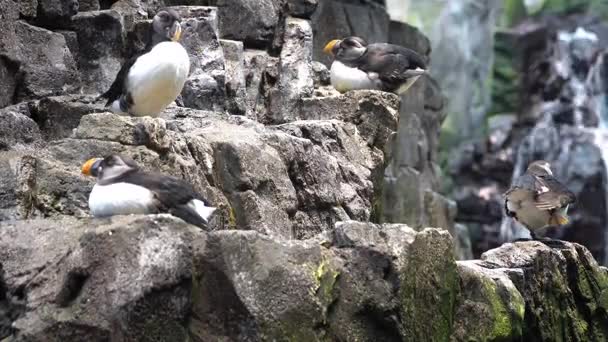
[1,0,608,341]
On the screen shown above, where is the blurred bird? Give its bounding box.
[504,160,576,239]
[98,8,190,117]
[322,36,427,94]
[81,154,216,229]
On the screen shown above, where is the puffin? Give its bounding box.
[81,154,216,229]
[322,36,427,94]
[504,160,576,239]
[98,8,190,117]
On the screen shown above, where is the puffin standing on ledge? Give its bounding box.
[98,8,190,117]
[323,36,427,94]
[504,160,576,239]
[81,155,216,229]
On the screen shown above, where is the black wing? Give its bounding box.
[117,171,212,228]
[97,54,141,107]
[119,171,209,206]
[357,43,426,91]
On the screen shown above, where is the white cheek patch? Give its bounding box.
[539,185,550,193]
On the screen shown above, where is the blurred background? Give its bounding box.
[387,0,608,265]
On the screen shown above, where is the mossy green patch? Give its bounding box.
[479,278,524,339]
[312,258,339,312]
[400,232,459,342]
[228,205,237,228]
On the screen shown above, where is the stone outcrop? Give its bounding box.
[2,217,607,341]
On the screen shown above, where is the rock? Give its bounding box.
[381,78,444,230]
[200,0,283,48]
[31,95,107,141]
[2,213,608,341]
[36,0,80,28]
[220,39,247,115]
[454,260,525,340]
[286,0,319,19]
[0,57,18,108]
[0,215,200,341]
[171,6,226,112]
[0,105,395,239]
[300,90,399,151]
[311,61,330,87]
[203,124,297,238]
[12,0,38,18]
[266,17,314,124]
[243,49,275,120]
[400,228,459,341]
[388,20,431,60]
[0,109,42,150]
[78,0,100,11]
[71,10,125,94]
[312,0,390,67]
[480,240,608,341]
[12,21,81,102]
[110,0,164,19]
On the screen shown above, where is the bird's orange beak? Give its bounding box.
[323,39,340,55]
[171,22,182,42]
[81,158,102,176]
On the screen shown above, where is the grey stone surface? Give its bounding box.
[220,39,247,115]
[198,0,283,48]
[37,0,80,27]
[0,215,199,341]
[10,21,81,102]
[0,109,41,151]
[266,17,314,124]
[171,6,226,112]
[71,10,124,94]
[286,0,318,18]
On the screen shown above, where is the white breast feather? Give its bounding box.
[89,183,155,217]
[330,61,377,93]
[188,199,217,222]
[126,41,190,117]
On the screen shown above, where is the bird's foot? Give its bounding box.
[536,237,569,248]
[512,237,534,243]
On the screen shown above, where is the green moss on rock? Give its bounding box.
[399,229,459,341]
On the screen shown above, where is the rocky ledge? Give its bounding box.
[2,216,607,341]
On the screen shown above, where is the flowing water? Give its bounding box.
[500,26,608,263]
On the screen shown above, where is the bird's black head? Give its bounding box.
[527,160,553,176]
[323,36,368,63]
[82,154,140,181]
[151,8,183,44]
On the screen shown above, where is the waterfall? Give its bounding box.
[500,26,608,263]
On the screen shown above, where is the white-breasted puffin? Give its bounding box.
[322,36,427,94]
[98,8,190,117]
[81,154,216,229]
[504,160,576,239]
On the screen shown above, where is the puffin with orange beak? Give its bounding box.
[81,154,216,229]
[322,36,427,94]
[98,8,190,117]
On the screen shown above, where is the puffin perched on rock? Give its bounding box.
[323,36,427,94]
[98,8,190,117]
[81,154,216,229]
[504,160,576,239]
